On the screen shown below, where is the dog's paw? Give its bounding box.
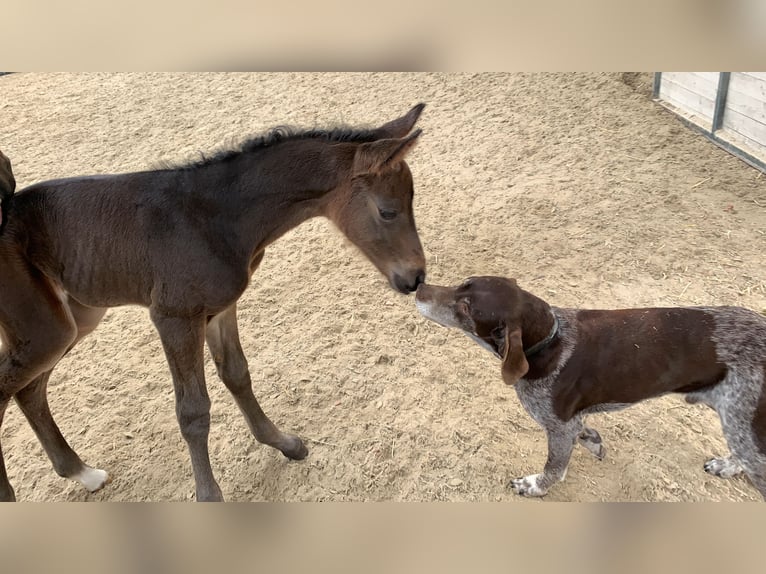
[593,444,606,461]
[509,474,548,497]
[581,440,606,461]
[704,457,743,479]
[578,428,606,460]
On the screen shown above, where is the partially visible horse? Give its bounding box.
[0,104,427,501]
[0,150,15,234]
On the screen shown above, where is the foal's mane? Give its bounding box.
[162,125,380,172]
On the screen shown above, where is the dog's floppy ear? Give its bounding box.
[497,325,529,385]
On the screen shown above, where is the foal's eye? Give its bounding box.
[378,208,398,221]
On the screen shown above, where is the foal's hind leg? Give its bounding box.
[14,372,109,492]
[0,266,79,500]
[13,299,109,494]
[206,304,308,460]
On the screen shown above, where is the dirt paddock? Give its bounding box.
[1,72,765,501]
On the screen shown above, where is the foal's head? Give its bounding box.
[328,105,427,294]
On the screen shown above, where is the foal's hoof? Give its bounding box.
[280,436,309,460]
[0,487,17,502]
[197,485,225,502]
[74,467,110,493]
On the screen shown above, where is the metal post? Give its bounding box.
[711,72,731,133]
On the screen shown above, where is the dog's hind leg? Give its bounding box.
[738,381,766,500]
[578,426,606,460]
[205,304,308,460]
[510,416,582,497]
[711,379,766,500]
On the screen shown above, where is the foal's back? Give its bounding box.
[5,171,185,307]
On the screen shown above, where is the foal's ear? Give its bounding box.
[498,326,529,386]
[375,103,426,139]
[353,129,422,176]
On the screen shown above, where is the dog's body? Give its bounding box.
[415,276,766,499]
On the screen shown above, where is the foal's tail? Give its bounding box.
[0,149,16,234]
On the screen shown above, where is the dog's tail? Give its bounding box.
[0,149,16,235]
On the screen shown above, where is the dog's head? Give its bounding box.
[415,276,531,385]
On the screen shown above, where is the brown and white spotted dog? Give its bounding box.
[415,276,766,500]
[0,149,15,234]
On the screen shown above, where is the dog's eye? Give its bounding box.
[378,208,397,221]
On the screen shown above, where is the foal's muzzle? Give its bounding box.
[392,269,426,294]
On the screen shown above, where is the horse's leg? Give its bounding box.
[150,310,222,502]
[13,299,109,493]
[205,304,308,459]
[0,404,13,501]
[0,262,80,501]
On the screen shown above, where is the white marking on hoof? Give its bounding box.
[75,467,110,492]
[510,474,548,497]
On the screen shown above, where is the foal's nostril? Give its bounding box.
[404,271,426,293]
[392,269,427,294]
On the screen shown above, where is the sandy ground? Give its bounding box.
[1,72,765,502]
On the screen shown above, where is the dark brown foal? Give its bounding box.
[0,149,15,234]
[0,104,427,501]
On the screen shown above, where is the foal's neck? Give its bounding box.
[223,141,349,256]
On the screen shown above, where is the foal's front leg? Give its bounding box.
[206,304,307,460]
[151,311,222,502]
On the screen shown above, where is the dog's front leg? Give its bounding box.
[511,418,581,497]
